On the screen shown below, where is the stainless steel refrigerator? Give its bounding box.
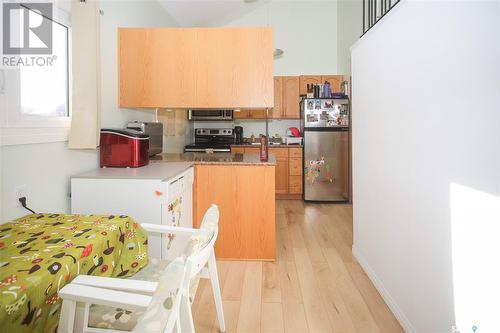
[301,98,349,202]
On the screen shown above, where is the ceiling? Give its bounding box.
[157,0,270,27]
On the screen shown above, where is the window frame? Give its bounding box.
[0,4,72,146]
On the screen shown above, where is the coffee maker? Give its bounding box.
[234,126,243,144]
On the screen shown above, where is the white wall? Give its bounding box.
[100,0,177,128]
[0,0,178,222]
[220,0,341,133]
[337,0,362,76]
[225,0,339,76]
[351,1,499,332]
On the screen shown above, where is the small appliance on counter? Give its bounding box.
[286,127,301,137]
[126,121,163,156]
[184,128,234,153]
[234,126,244,144]
[100,129,149,168]
[285,137,303,145]
[285,127,303,145]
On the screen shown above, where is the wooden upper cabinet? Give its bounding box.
[119,28,197,108]
[321,75,344,93]
[247,109,266,119]
[299,75,345,95]
[119,28,273,109]
[271,76,283,118]
[233,110,249,119]
[299,76,322,95]
[282,76,300,119]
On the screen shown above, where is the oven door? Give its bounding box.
[188,110,233,120]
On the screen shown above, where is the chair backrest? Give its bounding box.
[133,205,219,332]
[184,204,220,280]
[132,257,188,333]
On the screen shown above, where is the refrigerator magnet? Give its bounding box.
[307,114,319,122]
[322,100,333,108]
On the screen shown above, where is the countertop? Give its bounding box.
[151,152,276,166]
[72,153,275,181]
[71,162,193,181]
[230,144,303,148]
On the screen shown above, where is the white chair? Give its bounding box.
[59,256,188,333]
[58,204,225,333]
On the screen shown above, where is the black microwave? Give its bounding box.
[188,109,233,121]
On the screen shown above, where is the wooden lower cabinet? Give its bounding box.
[244,147,260,154]
[193,164,276,260]
[269,148,288,194]
[288,157,302,176]
[288,175,303,194]
[230,146,245,154]
[287,148,303,196]
[230,146,303,198]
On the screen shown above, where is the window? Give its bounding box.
[0,4,71,145]
[20,11,69,118]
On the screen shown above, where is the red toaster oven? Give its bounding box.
[100,129,150,168]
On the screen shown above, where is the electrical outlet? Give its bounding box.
[15,185,27,207]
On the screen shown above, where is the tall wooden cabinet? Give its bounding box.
[119,28,273,109]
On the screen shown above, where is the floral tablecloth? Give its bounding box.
[0,213,148,333]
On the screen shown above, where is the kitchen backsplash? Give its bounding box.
[191,119,301,140]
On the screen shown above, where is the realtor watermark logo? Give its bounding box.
[2,2,55,67]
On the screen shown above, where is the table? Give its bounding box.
[0,213,148,333]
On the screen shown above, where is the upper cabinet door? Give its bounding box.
[119,28,197,108]
[299,75,322,95]
[195,28,274,109]
[270,76,283,118]
[119,28,274,109]
[282,76,300,119]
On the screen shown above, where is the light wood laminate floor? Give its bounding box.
[192,200,403,333]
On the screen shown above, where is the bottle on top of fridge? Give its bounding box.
[324,81,331,98]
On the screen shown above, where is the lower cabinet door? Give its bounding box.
[289,175,303,194]
[275,157,289,194]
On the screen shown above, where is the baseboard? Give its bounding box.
[352,245,417,333]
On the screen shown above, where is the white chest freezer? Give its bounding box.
[70,163,194,260]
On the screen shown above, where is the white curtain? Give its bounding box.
[68,0,101,149]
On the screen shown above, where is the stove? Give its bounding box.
[184,128,234,153]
